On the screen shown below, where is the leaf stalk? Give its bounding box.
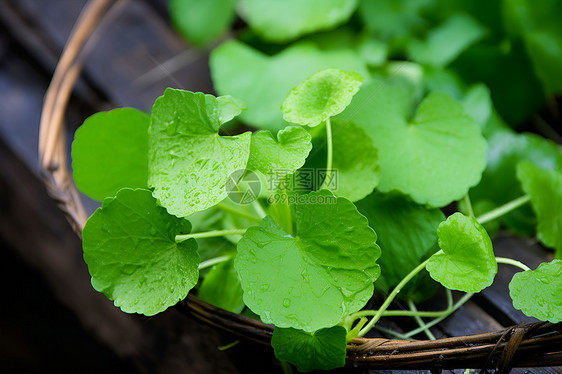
[175,229,247,242]
[476,194,531,224]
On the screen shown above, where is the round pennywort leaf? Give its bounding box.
[72,108,149,201]
[82,188,199,315]
[235,190,381,331]
[247,126,312,176]
[509,260,562,323]
[427,212,497,292]
[282,68,363,127]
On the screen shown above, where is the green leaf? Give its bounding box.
[503,0,562,95]
[461,83,492,127]
[238,0,358,43]
[169,0,235,46]
[340,80,487,207]
[517,162,562,257]
[217,95,246,124]
[357,37,388,66]
[235,190,381,331]
[358,0,435,40]
[509,260,562,323]
[198,259,245,313]
[72,108,149,201]
[471,131,562,236]
[271,326,347,372]
[148,89,251,217]
[356,191,444,289]
[427,212,497,293]
[82,188,199,315]
[408,14,486,67]
[450,40,546,126]
[306,119,379,201]
[524,31,562,95]
[282,68,363,127]
[210,40,369,132]
[248,126,312,176]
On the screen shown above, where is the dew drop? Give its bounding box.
[283,298,291,308]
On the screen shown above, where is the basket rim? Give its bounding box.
[38,0,562,370]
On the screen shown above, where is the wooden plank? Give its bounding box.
[8,0,213,111]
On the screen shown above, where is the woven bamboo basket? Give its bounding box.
[38,0,562,371]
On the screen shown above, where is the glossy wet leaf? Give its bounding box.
[427,213,497,292]
[282,68,363,127]
[72,108,149,201]
[271,326,347,372]
[235,190,381,331]
[198,259,244,313]
[517,162,562,257]
[82,188,199,315]
[148,89,251,217]
[306,119,379,201]
[408,14,486,67]
[471,131,562,236]
[169,0,235,46]
[217,95,245,124]
[509,260,562,323]
[238,0,358,43]
[356,191,444,289]
[339,80,486,207]
[248,126,312,176]
[210,40,368,132]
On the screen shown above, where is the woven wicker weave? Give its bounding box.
[38,0,562,371]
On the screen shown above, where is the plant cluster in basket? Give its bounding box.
[70,0,562,371]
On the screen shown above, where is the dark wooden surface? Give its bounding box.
[0,0,559,373]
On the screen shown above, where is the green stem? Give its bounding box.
[463,193,475,217]
[175,229,247,242]
[476,195,531,224]
[373,325,413,340]
[408,300,436,340]
[217,340,240,351]
[198,255,233,270]
[348,307,456,319]
[496,257,531,271]
[357,255,437,337]
[217,203,261,223]
[402,293,474,338]
[252,199,267,219]
[445,288,454,310]
[233,177,266,219]
[279,360,293,374]
[320,118,333,189]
